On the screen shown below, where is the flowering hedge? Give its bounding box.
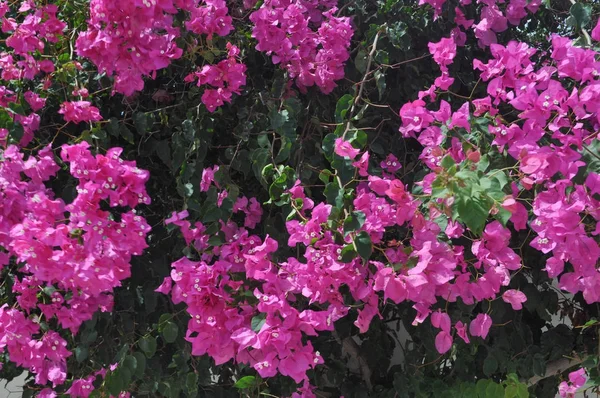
[1,0,600,397]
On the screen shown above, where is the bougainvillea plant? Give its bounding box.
[2,0,600,397]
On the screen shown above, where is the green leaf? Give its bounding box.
[134,112,149,134]
[269,107,296,138]
[158,381,172,397]
[335,94,354,123]
[74,346,88,363]
[483,354,498,376]
[532,355,545,376]
[21,389,35,398]
[8,102,26,116]
[275,137,292,163]
[485,382,504,398]
[251,313,266,332]
[0,108,13,129]
[491,171,509,190]
[324,181,344,208]
[10,122,24,143]
[155,140,172,170]
[477,380,491,398]
[90,128,107,140]
[319,170,332,184]
[182,183,194,198]
[322,133,337,159]
[581,318,598,330]
[355,49,368,74]
[123,355,137,373]
[185,372,199,394]
[504,385,517,398]
[162,322,179,344]
[340,245,357,263]
[120,125,135,144]
[158,313,174,330]
[387,21,410,49]
[343,211,366,236]
[478,155,490,172]
[234,376,258,389]
[105,370,125,397]
[83,330,98,344]
[456,194,491,235]
[139,336,157,358]
[494,207,512,227]
[346,129,368,148]
[181,119,196,141]
[200,203,221,223]
[201,49,214,63]
[268,165,295,202]
[582,139,600,174]
[250,148,270,183]
[113,345,129,363]
[354,231,372,261]
[207,234,223,246]
[569,2,591,29]
[270,108,289,130]
[506,373,519,384]
[441,155,456,169]
[106,118,119,136]
[257,132,270,148]
[332,157,355,185]
[516,383,529,398]
[132,352,146,379]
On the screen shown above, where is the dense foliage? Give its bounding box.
[2,0,600,397]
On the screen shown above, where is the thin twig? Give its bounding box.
[341,28,383,139]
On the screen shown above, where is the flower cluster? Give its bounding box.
[419,0,541,47]
[184,43,247,112]
[0,142,150,390]
[395,33,600,360]
[75,0,185,96]
[1,2,65,77]
[76,0,237,96]
[0,1,66,145]
[164,142,533,394]
[162,30,600,396]
[1,0,598,395]
[58,101,103,124]
[249,0,353,93]
[559,368,587,398]
[426,37,458,94]
[185,0,233,39]
[38,362,132,398]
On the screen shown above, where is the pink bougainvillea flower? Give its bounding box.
[200,165,220,192]
[334,138,360,159]
[449,102,471,132]
[435,330,453,354]
[569,368,587,388]
[431,310,451,332]
[24,91,46,111]
[455,321,470,343]
[58,101,102,123]
[353,151,370,176]
[502,289,527,310]
[399,100,434,137]
[559,368,588,398]
[469,314,492,339]
[592,18,600,42]
[380,154,402,173]
[155,277,172,294]
[428,37,457,68]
